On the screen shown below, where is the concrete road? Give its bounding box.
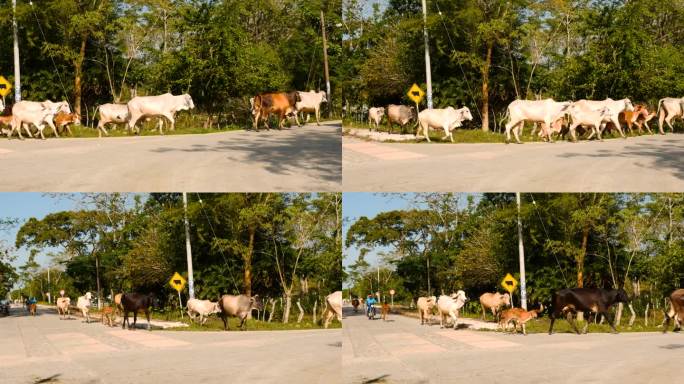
[0,122,341,192]
[1,304,341,384]
[343,306,683,384]
[343,133,684,192]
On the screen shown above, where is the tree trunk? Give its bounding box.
[480,42,493,132]
[283,292,292,323]
[296,299,304,323]
[73,34,88,117]
[244,227,254,296]
[576,226,589,322]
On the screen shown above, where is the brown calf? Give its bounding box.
[251,92,300,131]
[101,306,116,327]
[381,302,390,321]
[54,112,81,136]
[499,304,543,335]
[663,289,684,333]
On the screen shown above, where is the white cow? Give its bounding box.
[567,105,615,142]
[323,291,342,329]
[417,106,473,143]
[572,98,633,140]
[96,103,130,137]
[437,291,468,330]
[127,93,194,134]
[368,107,385,131]
[56,297,71,320]
[657,97,684,134]
[186,298,221,325]
[76,292,92,323]
[10,100,71,140]
[295,90,327,125]
[504,99,571,143]
[416,296,436,325]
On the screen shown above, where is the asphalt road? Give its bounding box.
[0,121,341,192]
[343,133,684,192]
[343,306,683,384]
[1,304,341,384]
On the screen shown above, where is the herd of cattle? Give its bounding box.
[353,287,684,335]
[45,290,342,330]
[0,89,328,139]
[364,96,684,143]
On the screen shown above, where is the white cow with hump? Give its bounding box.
[571,98,634,140]
[504,99,571,143]
[417,296,436,325]
[127,93,194,134]
[96,103,130,137]
[657,97,684,134]
[567,104,616,142]
[437,290,468,329]
[186,298,221,325]
[10,100,71,139]
[368,107,385,131]
[295,90,327,125]
[417,106,473,143]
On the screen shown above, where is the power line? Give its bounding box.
[434,1,482,120]
[195,193,242,294]
[29,1,71,106]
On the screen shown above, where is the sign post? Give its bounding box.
[500,273,519,307]
[389,289,395,308]
[0,76,13,108]
[407,83,425,137]
[169,272,187,318]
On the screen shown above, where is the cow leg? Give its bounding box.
[665,116,675,133]
[565,312,581,334]
[132,311,137,330]
[239,314,247,330]
[316,108,321,126]
[122,311,128,329]
[643,121,653,134]
[612,117,626,138]
[128,115,140,135]
[47,120,59,138]
[543,120,554,143]
[449,309,458,329]
[221,313,229,330]
[439,313,444,329]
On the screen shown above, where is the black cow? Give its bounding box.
[548,288,629,335]
[121,293,159,331]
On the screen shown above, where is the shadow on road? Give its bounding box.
[660,344,684,350]
[150,127,342,183]
[34,374,62,384]
[362,374,390,384]
[556,136,684,180]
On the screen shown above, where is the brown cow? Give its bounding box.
[101,305,115,327]
[663,289,684,333]
[0,115,12,135]
[54,112,81,136]
[604,104,655,135]
[381,302,390,321]
[251,92,300,131]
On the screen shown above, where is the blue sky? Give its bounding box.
[0,193,145,270]
[343,193,480,276]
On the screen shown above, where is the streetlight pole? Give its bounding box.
[516,192,527,310]
[12,0,22,102]
[320,9,331,117]
[422,0,433,109]
[183,192,195,299]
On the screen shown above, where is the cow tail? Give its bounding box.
[657,99,664,118]
[499,106,510,127]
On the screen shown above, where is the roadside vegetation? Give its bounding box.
[345,193,684,332]
[2,193,342,329]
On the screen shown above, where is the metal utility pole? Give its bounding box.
[421,0,433,109]
[47,267,50,304]
[516,193,527,310]
[320,10,332,117]
[12,0,21,102]
[182,192,195,299]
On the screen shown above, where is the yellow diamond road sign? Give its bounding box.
[0,76,12,98]
[500,273,518,294]
[169,272,186,292]
[407,83,425,104]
